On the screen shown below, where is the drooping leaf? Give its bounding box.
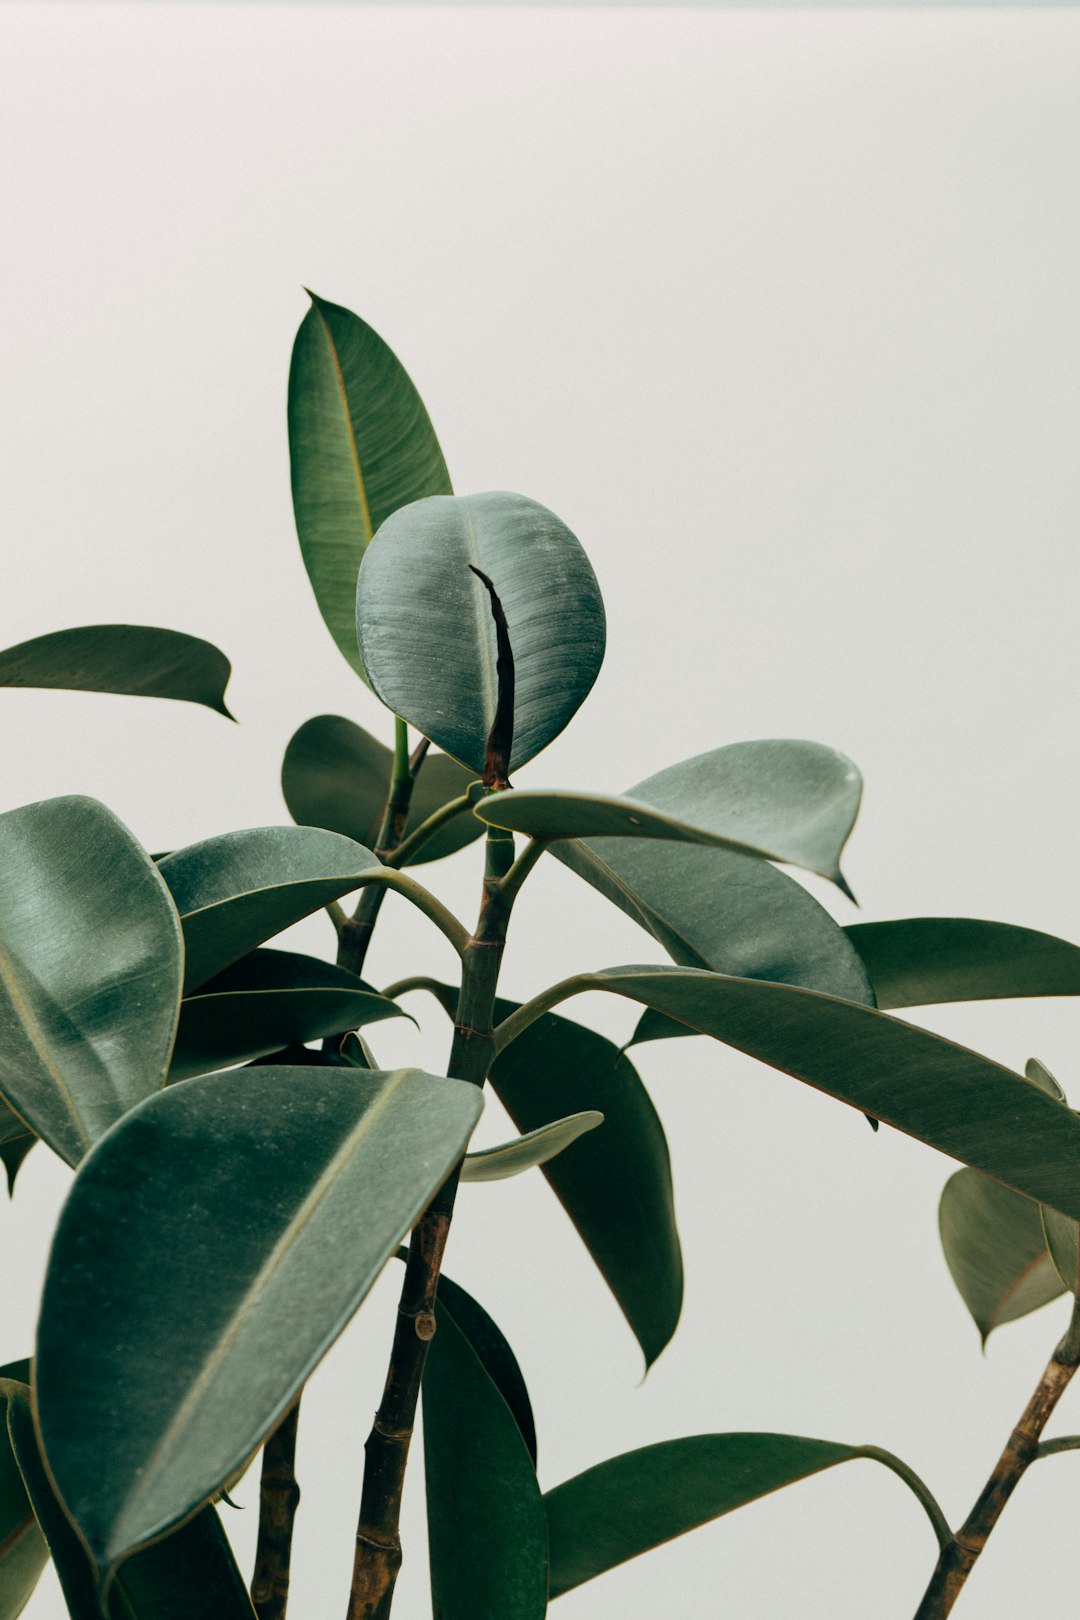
[939,1170,1065,1344]
[281,714,482,863]
[0,1364,48,1620]
[545,1434,942,1597]
[35,1064,483,1575]
[423,1293,547,1619]
[158,826,384,991]
[356,491,606,774]
[6,1385,255,1620]
[169,949,406,1080]
[288,292,452,678]
[0,625,233,717]
[0,1101,35,1196]
[479,740,861,889]
[1042,1208,1080,1297]
[504,966,1080,1221]
[0,797,183,1165]
[461,1111,603,1183]
[846,918,1080,1009]
[433,1273,538,1466]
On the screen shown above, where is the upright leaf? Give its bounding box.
[846,918,1080,1009]
[288,292,451,677]
[0,797,183,1165]
[0,625,233,717]
[939,1170,1065,1344]
[432,1274,538,1465]
[461,1111,603,1183]
[0,1364,48,1620]
[356,491,606,774]
[35,1064,483,1575]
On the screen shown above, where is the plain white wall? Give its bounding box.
[2,5,1080,1616]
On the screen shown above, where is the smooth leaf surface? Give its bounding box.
[939,1169,1065,1343]
[158,826,384,991]
[433,1273,538,1465]
[288,292,451,677]
[0,626,233,717]
[0,797,183,1165]
[517,966,1080,1221]
[0,1101,35,1196]
[356,491,606,774]
[6,1386,254,1620]
[36,1064,483,1573]
[1043,1208,1080,1297]
[281,714,481,863]
[170,949,405,1080]
[480,740,861,887]
[461,1110,603,1182]
[0,1365,48,1620]
[423,1293,548,1619]
[846,919,1080,1009]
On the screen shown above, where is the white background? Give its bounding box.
[2,5,1080,1616]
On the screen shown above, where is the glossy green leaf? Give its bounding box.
[480,740,860,888]
[433,1273,538,1465]
[6,1385,254,1620]
[846,918,1080,1009]
[0,1101,35,1196]
[423,1293,547,1619]
[461,1110,603,1183]
[0,797,183,1166]
[507,966,1080,1221]
[158,826,384,991]
[0,625,233,717]
[35,1063,483,1574]
[356,491,606,774]
[281,714,482,863]
[0,1364,48,1620]
[545,1434,941,1597]
[288,293,451,677]
[939,1170,1065,1344]
[169,950,406,1081]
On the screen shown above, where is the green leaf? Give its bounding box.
[35,1063,483,1575]
[281,714,482,864]
[939,1170,1065,1344]
[433,1273,537,1465]
[1026,1057,1066,1101]
[480,740,861,888]
[461,1111,603,1182]
[0,797,183,1166]
[489,1002,681,1368]
[423,1293,547,1619]
[169,949,407,1081]
[0,1365,49,1620]
[1042,1207,1080,1297]
[545,1434,941,1597]
[356,491,606,774]
[158,826,384,992]
[0,1101,35,1196]
[6,1384,255,1620]
[504,966,1080,1221]
[288,293,452,678]
[846,918,1080,1009]
[0,625,233,718]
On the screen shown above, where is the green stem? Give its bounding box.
[492,971,587,1053]
[337,870,469,971]
[854,1447,950,1553]
[336,727,426,978]
[498,836,548,909]
[379,975,454,1011]
[383,794,473,870]
[1035,1434,1080,1460]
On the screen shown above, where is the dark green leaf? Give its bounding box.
[0,797,183,1165]
[939,1170,1065,1343]
[288,293,451,678]
[1042,1208,1080,1297]
[0,1365,48,1620]
[0,1100,35,1196]
[281,714,482,864]
[480,740,861,888]
[158,826,384,991]
[35,1064,483,1575]
[423,1294,547,1619]
[846,919,1080,1009]
[0,625,233,717]
[461,1111,603,1183]
[433,1274,537,1466]
[356,491,606,774]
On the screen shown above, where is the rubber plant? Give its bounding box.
[1,294,1079,1620]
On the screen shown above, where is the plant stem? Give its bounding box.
[914,1297,1080,1618]
[346,826,515,1620]
[383,793,474,870]
[250,1399,302,1620]
[337,724,426,978]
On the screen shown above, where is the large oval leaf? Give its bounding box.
[847,918,1080,1009]
[0,625,233,717]
[0,1364,48,1620]
[480,740,861,889]
[281,714,482,864]
[288,293,452,677]
[35,1064,483,1575]
[0,797,183,1165]
[356,491,606,774]
[461,1110,603,1182]
[423,1292,548,1620]
[939,1169,1065,1344]
[158,826,385,991]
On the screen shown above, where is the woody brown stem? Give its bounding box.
[251,1399,302,1620]
[914,1297,1080,1618]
